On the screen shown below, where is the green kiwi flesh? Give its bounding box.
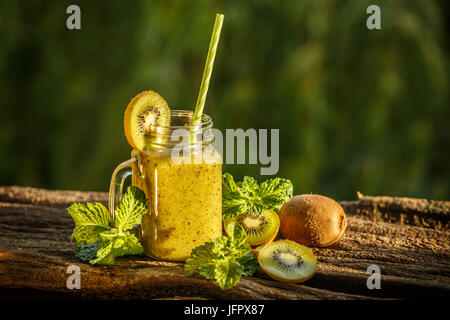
[258,240,317,283]
[224,210,279,247]
[124,91,171,151]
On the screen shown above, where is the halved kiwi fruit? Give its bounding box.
[124,90,171,151]
[258,240,317,283]
[224,210,279,247]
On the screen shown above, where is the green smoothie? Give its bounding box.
[131,148,222,261]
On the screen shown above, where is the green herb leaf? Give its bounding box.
[67,186,148,265]
[227,221,246,247]
[185,241,217,278]
[67,202,111,244]
[185,223,257,290]
[75,242,99,261]
[237,251,259,276]
[241,176,259,196]
[222,174,293,219]
[114,186,147,231]
[222,192,249,218]
[215,259,244,290]
[258,177,293,212]
[222,172,238,193]
[90,229,143,265]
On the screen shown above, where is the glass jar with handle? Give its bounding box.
[109,110,222,261]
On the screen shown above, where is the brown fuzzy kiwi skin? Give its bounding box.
[279,194,347,247]
[123,90,168,150]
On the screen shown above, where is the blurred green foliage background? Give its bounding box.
[0,0,448,200]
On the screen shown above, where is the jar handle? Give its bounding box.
[108,156,138,226]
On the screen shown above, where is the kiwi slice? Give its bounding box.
[124,90,171,151]
[258,240,317,283]
[224,210,279,247]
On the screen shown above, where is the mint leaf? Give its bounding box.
[215,259,244,290]
[185,241,217,278]
[91,238,115,265]
[227,221,246,247]
[222,173,238,193]
[222,192,249,218]
[222,174,293,219]
[90,229,143,265]
[240,176,259,196]
[67,186,148,265]
[115,186,147,231]
[75,242,99,261]
[237,251,258,276]
[258,177,293,212]
[185,223,257,290]
[222,174,251,218]
[67,202,110,244]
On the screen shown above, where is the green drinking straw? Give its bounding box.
[192,13,224,126]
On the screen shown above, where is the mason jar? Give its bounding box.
[109,110,222,261]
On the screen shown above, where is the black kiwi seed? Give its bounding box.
[272,248,304,272]
[258,240,317,283]
[138,107,162,136]
[238,212,267,236]
[225,209,280,247]
[124,90,171,151]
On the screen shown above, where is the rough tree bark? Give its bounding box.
[0,186,448,300]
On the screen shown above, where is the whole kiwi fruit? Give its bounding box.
[279,194,347,247]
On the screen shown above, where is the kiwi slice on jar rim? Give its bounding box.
[258,240,317,283]
[224,210,280,247]
[123,90,171,151]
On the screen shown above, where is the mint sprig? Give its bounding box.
[114,186,147,231]
[185,222,258,290]
[89,229,144,265]
[222,173,293,219]
[68,202,110,245]
[67,186,147,265]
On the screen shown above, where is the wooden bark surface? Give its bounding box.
[0,186,449,300]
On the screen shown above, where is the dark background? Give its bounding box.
[0,0,448,201]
